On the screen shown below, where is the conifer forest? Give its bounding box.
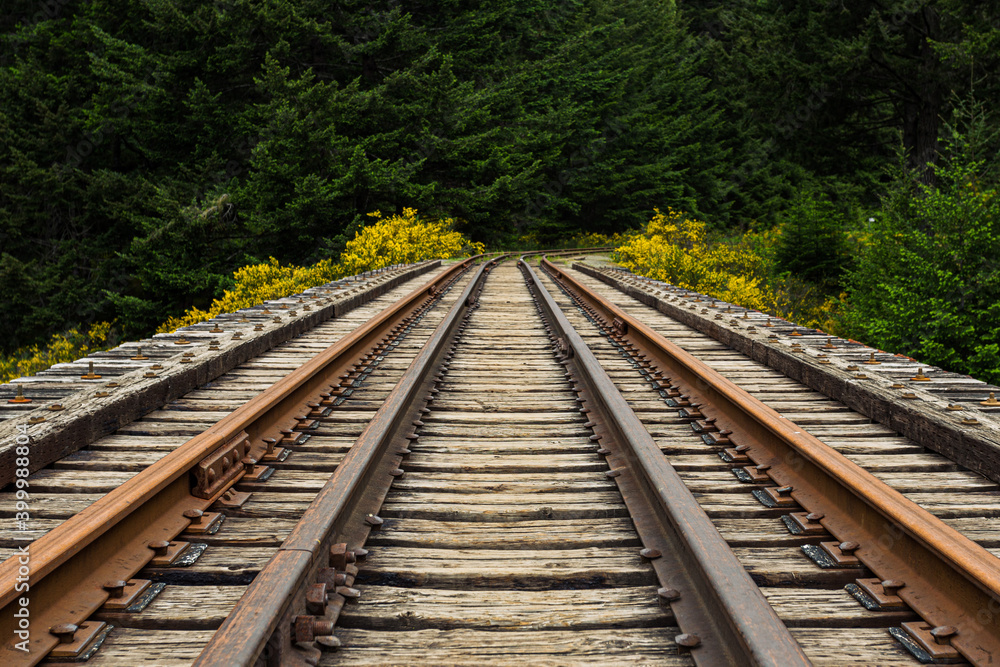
[2,1,999,382]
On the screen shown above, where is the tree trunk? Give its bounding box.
[902,6,942,185]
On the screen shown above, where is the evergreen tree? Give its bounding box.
[844,104,1000,382]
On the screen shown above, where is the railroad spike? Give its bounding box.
[50,623,78,643]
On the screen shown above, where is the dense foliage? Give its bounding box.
[843,118,1000,383]
[614,209,839,332]
[2,209,480,381]
[1,0,720,350]
[0,322,116,385]
[3,0,1000,381]
[338,209,485,276]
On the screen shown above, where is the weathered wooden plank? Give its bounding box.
[82,629,217,666]
[340,586,672,630]
[379,500,631,522]
[399,453,607,474]
[329,628,687,666]
[93,585,245,630]
[367,517,640,549]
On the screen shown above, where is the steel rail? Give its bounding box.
[0,256,482,666]
[540,257,1000,665]
[195,257,502,666]
[520,258,809,666]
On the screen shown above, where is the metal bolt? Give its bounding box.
[81,361,101,379]
[306,582,329,615]
[675,633,702,648]
[50,624,78,643]
[805,512,825,522]
[242,456,257,473]
[294,616,336,643]
[640,548,661,559]
[931,626,957,645]
[881,579,905,596]
[9,384,31,403]
[775,485,794,496]
[336,586,361,599]
[148,540,171,557]
[184,509,205,524]
[103,580,128,598]
[755,464,771,472]
[838,541,860,554]
[658,588,681,601]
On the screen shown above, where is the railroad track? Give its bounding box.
[1,251,998,665]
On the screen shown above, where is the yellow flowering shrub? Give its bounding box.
[1,322,117,383]
[338,208,484,275]
[4,209,483,382]
[156,258,342,333]
[613,208,841,332]
[159,208,483,334]
[570,231,636,248]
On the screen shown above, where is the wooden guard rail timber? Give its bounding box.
[541,256,1000,666]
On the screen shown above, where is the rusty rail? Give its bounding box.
[195,257,502,665]
[0,256,482,666]
[540,257,1000,666]
[521,259,809,666]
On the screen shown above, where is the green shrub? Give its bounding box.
[844,113,1000,383]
